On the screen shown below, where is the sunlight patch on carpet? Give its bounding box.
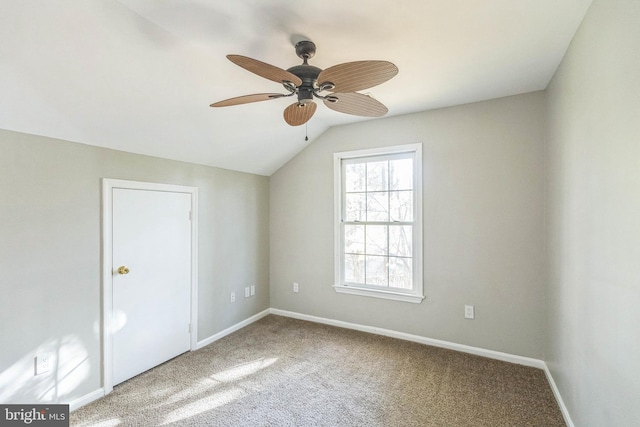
[211,357,278,382]
[159,388,245,425]
[161,377,221,405]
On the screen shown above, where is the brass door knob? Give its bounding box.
[117,266,130,275]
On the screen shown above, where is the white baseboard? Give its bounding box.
[543,364,575,427]
[269,308,545,368]
[269,308,576,423]
[68,307,574,426]
[69,388,104,412]
[196,308,271,350]
[68,309,270,412]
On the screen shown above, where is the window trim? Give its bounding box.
[333,143,424,304]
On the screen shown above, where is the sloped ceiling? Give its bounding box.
[0,0,592,176]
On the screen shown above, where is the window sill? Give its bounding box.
[333,284,425,304]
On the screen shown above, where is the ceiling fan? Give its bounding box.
[210,40,398,126]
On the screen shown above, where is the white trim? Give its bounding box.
[68,308,269,411]
[543,364,575,427]
[268,309,581,419]
[196,309,271,349]
[333,143,424,303]
[101,179,199,395]
[333,152,342,297]
[269,308,544,368]
[69,388,105,412]
[334,143,423,159]
[333,284,425,303]
[189,189,199,351]
[69,308,574,425]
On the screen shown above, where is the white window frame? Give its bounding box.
[333,143,424,303]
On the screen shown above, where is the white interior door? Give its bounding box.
[112,188,192,385]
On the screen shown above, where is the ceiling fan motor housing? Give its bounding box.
[287,64,323,103]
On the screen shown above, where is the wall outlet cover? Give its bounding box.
[465,305,475,319]
[250,285,255,296]
[35,352,53,375]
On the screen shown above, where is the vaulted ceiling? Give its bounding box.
[0,0,592,175]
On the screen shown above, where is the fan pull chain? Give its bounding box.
[305,123,309,141]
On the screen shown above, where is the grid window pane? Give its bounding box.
[345,163,366,192]
[339,147,420,297]
[345,193,366,221]
[366,161,388,192]
[389,225,412,257]
[344,224,365,254]
[390,190,413,222]
[389,158,413,190]
[345,254,365,283]
[389,257,412,289]
[365,255,388,286]
[367,192,389,222]
[365,225,388,256]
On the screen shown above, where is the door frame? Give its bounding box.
[102,178,198,394]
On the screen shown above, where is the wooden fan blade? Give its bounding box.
[323,92,388,117]
[210,93,285,107]
[283,101,317,126]
[317,61,398,93]
[227,55,303,87]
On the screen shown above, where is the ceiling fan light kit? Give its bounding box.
[210,40,398,126]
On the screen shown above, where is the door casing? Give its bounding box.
[102,178,198,394]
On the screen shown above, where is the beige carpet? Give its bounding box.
[71,315,565,426]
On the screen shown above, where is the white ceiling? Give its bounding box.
[0,0,592,176]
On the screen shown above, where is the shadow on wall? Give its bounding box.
[0,335,90,403]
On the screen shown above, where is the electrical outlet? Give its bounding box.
[465,305,475,319]
[35,352,52,375]
[293,282,299,293]
[250,285,255,296]
[244,287,250,298]
[230,292,235,303]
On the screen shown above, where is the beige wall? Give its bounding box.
[0,130,270,404]
[545,0,640,425]
[270,92,546,358]
[5,3,638,419]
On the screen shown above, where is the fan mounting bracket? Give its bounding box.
[295,41,316,62]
